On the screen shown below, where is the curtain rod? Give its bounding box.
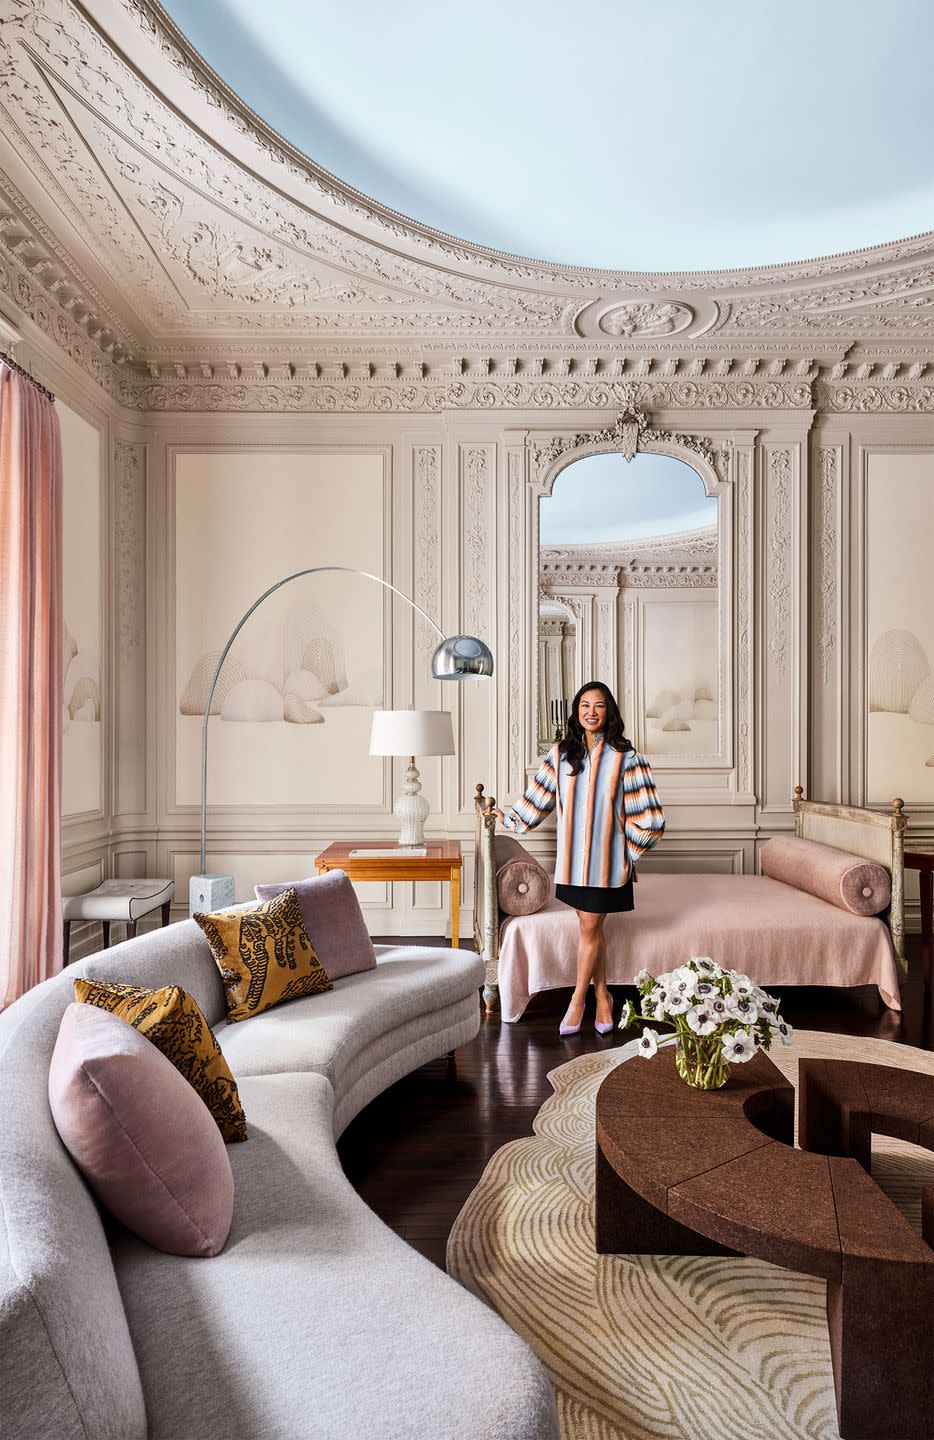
[0,348,56,403]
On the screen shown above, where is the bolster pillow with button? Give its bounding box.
[760,834,891,916]
[494,836,551,916]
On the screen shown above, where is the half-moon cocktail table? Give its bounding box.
[595,1046,933,1440]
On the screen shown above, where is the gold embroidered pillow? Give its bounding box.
[73,980,248,1143]
[194,886,332,1024]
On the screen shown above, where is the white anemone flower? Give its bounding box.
[686,1005,718,1036]
[668,966,699,998]
[618,999,635,1030]
[721,1030,756,1063]
[633,968,652,986]
[731,975,756,997]
[770,1018,794,1046]
[637,1027,660,1058]
[708,995,731,1020]
[692,956,721,977]
[725,994,759,1025]
[664,990,692,1016]
[692,980,717,1000]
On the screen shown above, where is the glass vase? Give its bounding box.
[675,1033,730,1090]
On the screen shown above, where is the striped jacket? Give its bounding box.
[502,736,665,887]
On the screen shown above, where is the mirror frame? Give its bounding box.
[519,397,747,788]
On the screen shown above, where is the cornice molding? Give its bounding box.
[3,1,934,411]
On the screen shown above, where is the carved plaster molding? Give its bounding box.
[507,448,523,786]
[5,0,934,406]
[816,447,839,686]
[765,449,792,687]
[528,389,733,496]
[412,447,440,667]
[735,446,753,792]
[113,441,144,650]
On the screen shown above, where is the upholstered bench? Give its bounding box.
[62,879,174,964]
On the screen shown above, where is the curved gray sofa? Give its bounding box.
[0,920,558,1440]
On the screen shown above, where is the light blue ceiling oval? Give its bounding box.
[540,454,717,544]
[161,0,934,272]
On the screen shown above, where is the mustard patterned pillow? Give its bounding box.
[194,886,332,1024]
[74,980,248,1143]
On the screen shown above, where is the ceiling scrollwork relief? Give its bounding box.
[2,0,934,410]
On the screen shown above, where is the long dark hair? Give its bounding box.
[560,680,633,774]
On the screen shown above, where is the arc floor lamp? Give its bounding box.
[191,565,494,913]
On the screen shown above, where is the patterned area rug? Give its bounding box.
[446,1031,934,1440]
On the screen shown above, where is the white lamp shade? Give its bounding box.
[369,709,455,757]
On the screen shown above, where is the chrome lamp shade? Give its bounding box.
[431,634,494,679]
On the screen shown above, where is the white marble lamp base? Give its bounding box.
[394,758,430,846]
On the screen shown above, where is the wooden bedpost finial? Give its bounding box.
[793,785,804,801]
[475,782,485,801]
[892,797,904,814]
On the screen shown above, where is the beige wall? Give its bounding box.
[23,330,934,946]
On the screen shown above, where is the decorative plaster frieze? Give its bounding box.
[815,381,934,412]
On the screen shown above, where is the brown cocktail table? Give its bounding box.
[595,1047,933,1440]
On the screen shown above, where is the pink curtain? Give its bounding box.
[0,364,63,1008]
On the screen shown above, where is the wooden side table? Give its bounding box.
[314,841,463,948]
[904,850,933,987]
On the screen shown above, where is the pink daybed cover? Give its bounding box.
[497,872,901,1022]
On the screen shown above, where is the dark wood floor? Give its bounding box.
[337,937,933,1268]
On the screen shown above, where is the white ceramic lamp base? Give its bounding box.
[394,759,430,846]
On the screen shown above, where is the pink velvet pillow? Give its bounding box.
[254,869,377,980]
[494,836,550,916]
[760,834,891,916]
[49,1003,234,1257]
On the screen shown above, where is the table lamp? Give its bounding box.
[369,709,455,846]
[191,566,492,913]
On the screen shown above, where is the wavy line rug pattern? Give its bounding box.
[446,1031,934,1440]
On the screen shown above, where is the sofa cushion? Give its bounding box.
[0,978,147,1440]
[74,980,247,1142]
[73,918,228,1027]
[254,869,378,979]
[111,1071,558,1440]
[194,887,332,1022]
[215,945,483,1095]
[494,836,550,916]
[760,834,892,915]
[50,1004,234,1257]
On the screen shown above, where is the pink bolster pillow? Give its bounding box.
[760,834,891,916]
[494,836,550,916]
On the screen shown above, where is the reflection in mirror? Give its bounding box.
[539,452,719,757]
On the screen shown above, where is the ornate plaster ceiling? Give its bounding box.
[3,0,934,412]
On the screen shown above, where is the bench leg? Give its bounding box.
[595,1142,737,1257]
[62,920,71,968]
[102,920,111,949]
[827,1259,933,1439]
[125,920,137,942]
[161,900,171,927]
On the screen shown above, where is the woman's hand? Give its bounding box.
[490,806,506,824]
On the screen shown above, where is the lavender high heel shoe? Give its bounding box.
[594,1018,614,1035]
[559,1007,583,1036]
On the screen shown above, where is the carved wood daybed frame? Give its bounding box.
[473,783,907,1015]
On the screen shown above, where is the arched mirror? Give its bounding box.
[539,451,720,757]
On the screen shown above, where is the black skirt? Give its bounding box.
[554,877,635,914]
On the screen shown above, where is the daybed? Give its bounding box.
[0,919,559,1440]
[474,785,907,1021]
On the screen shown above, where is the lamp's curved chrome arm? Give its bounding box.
[198,566,444,874]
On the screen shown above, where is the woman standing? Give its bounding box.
[493,681,665,1036]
